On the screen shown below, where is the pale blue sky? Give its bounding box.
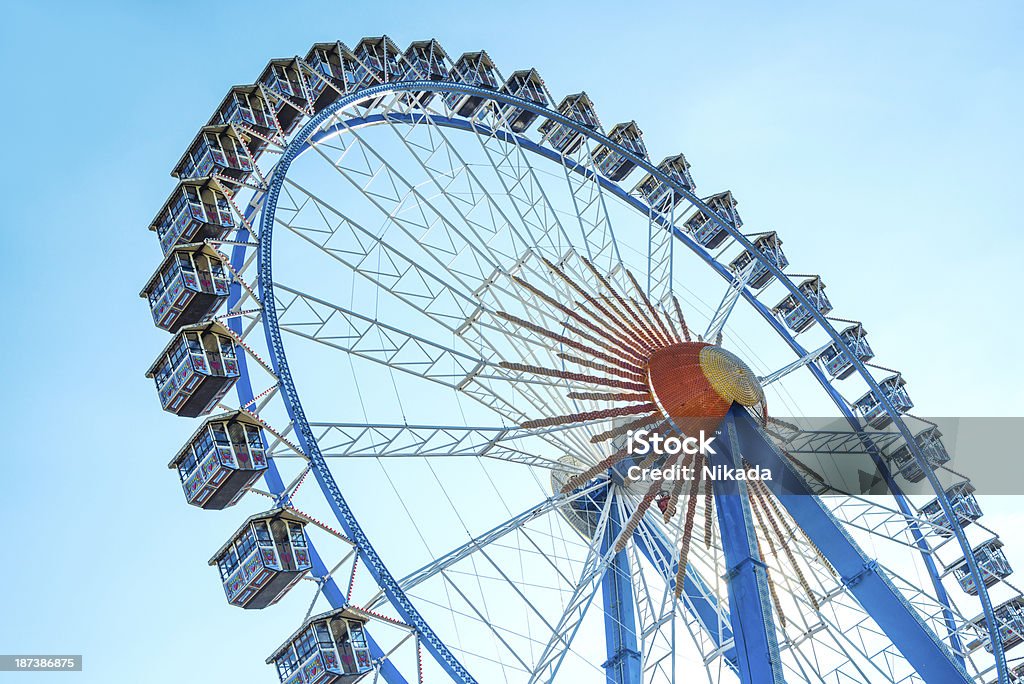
[0,1,1021,682]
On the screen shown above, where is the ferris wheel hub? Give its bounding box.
[646,342,766,432]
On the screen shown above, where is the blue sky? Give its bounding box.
[0,1,1022,682]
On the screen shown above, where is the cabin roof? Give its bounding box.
[406,38,449,60]
[354,35,401,55]
[171,124,244,178]
[948,538,1005,572]
[970,596,1024,626]
[922,481,976,511]
[558,91,595,110]
[259,56,301,77]
[456,50,496,70]
[506,68,545,86]
[206,84,267,127]
[797,276,824,289]
[167,410,263,468]
[306,41,355,60]
[633,154,689,189]
[139,242,226,297]
[266,606,375,662]
[208,506,308,564]
[703,190,736,206]
[145,320,233,377]
[879,372,905,386]
[657,153,690,169]
[752,230,782,246]
[839,322,865,336]
[608,120,642,136]
[150,177,223,230]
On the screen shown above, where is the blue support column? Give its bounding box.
[601,500,642,684]
[711,412,786,684]
[728,405,971,684]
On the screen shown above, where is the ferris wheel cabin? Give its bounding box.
[151,178,235,255]
[209,508,313,609]
[141,243,229,332]
[255,60,313,132]
[498,69,550,133]
[592,121,648,181]
[818,323,874,379]
[146,321,240,418]
[728,231,789,289]
[684,191,742,249]
[172,125,254,185]
[267,607,374,684]
[920,482,983,537]
[772,276,833,333]
[352,36,402,88]
[168,411,269,509]
[400,40,450,107]
[444,51,500,118]
[634,154,696,213]
[538,92,601,155]
[305,42,360,112]
[853,373,913,429]
[209,85,284,144]
[947,539,1012,596]
[886,425,951,482]
[972,597,1024,654]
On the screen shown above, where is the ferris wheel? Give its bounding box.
[141,36,1024,684]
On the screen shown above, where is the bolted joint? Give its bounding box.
[842,559,879,589]
[724,556,768,582]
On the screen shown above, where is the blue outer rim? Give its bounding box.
[257,79,1005,683]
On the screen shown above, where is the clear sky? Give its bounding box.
[0,1,1022,682]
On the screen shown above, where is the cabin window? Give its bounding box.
[315,622,333,647]
[254,521,273,545]
[178,450,198,480]
[154,358,173,387]
[219,336,237,358]
[277,648,299,677]
[295,627,318,662]
[289,523,307,548]
[212,425,230,445]
[168,338,189,369]
[246,425,263,449]
[222,546,239,576]
[195,429,215,457]
[185,334,203,355]
[236,528,257,561]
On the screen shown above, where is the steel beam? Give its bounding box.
[729,405,971,684]
[712,411,786,684]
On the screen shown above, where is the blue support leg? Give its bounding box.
[712,412,786,684]
[728,405,971,684]
[601,499,642,684]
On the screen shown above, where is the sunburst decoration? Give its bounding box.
[495,251,834,610]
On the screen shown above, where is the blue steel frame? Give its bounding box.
[251,79,1007,683]
[710,414,785,684]
[725,405,971,683]
[601,502,641,684]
